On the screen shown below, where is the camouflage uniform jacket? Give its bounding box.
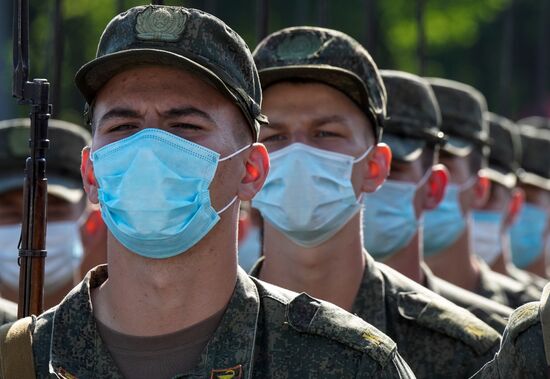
[251,255,501,379]
[421,263,512,333]
[26,265,415,379]
[471,301,549,378]
[475,258,540,308]
[0,298,17,326]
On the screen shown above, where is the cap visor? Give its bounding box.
[382,133,424,162]
[259,65,375,113]
[76,48,239,106]
[518,171,550,191]
[441,136,473,157]
[485,166,516,189]
[0,173,83,203]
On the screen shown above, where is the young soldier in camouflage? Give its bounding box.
[471,113,547,293]
[362,70,512,333]
[472,282,550,378]
[509,124,550,280]
[250,27,500,379]
[0,6,414,379]
[423,78,540,309]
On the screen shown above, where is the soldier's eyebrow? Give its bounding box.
[312,115,348,127]
[97,107,141,127]
[162,107,217,125]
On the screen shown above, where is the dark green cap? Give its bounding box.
[380,70,445,162]
[0,119,91,203]
[484,112,521,189]
[75,5,266,140]
[253,26,386,138]
[517,116,550,131]
[426,78,489,157]
[517,124,550,190]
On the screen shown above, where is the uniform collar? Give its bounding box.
[420,262,441,294]
[49,265,260,379]
[350,253,388,332]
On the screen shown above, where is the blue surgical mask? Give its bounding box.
[510,203,548,268]
[91,128,248,259]
[252,143,372,248]
[423,177,476,257]
[471,210,504,265]
[362,170,430,260]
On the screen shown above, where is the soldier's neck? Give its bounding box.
[260,216,365,312]
[91,221,238,337]
[425,228,481,292]
[381,232,424,284]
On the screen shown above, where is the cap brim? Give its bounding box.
[441,136,473,157]
[382,133,424,162]
[75,48,262,136]
[518,171,550,191]
[259,65,381,121]
[0,173,84,203]
[485,166,516,189]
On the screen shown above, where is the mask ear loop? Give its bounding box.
[353,145,375,163]
[216,144,251,215]
[459,176,477,191]
[416,169,432,189]
[219,144,252,162]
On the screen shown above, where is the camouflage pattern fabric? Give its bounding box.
[0,298,16,326]
[421,263,511,333]
[471,302,548,378]
[475,258,540,308]
[25,266,415,378]
[251,255,500,379]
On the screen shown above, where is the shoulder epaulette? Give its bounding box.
[379,263,501,355]
[286,292,396,366]
[506,302,540,341]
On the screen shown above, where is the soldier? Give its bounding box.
[472,282,550,378]
[423,78,540,308]
[472,113,547,293]
[0,6,415,378]
[509,124,550,279]
[0,119,94,309]
[363,70,512,332]
[251,27,500,378]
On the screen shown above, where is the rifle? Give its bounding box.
[13,0,51,318]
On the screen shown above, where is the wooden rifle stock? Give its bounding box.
[13,0,51,318]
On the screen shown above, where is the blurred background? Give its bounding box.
[1,0,549,125]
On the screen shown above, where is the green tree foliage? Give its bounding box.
[1,0,547,123]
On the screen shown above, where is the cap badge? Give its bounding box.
[135,6,187,42]
[275,34,322,60]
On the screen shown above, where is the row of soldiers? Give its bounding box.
[0,4,550,378]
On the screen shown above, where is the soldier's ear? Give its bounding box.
[237,143,270,201]
[81,147,99,204]
[471,173,491,208]
[361,143,391,193]
[504,187,524,228]
[422,164,449,210]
